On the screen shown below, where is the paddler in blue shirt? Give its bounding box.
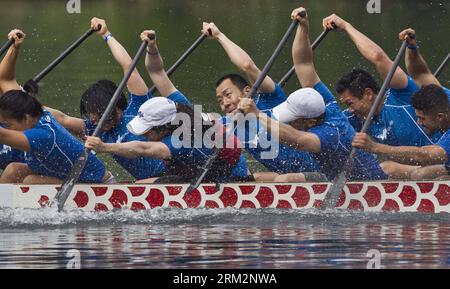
[351,28,450,179]
[0,29,111,184]
[45,17,165,182]
[0,127,25,171]
[200,22,321,182]
[321,14,441,178]
[236,8,387,182]
[84,30,249,184]
[353,85,450,180]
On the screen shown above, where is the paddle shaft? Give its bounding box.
[278,28,331,88]
[0,33,25,57]
[186,12,305,193]
[322,40,408,209]
[149,34,207,94]
[0,39,14,57]
[32,27,99,83]
[434,52,450,78]
[54,40,148,212]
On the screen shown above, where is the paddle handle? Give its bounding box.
[148,33,207,94]
[247,15,302,99]
[434,52,450,78]
[0,32,25,57]
[278,28,331,88]
[32,25,101,83]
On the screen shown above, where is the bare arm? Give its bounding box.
[91,18,148,95]
[0,30,25,94]
[237,98,322,152]
[323,14,407,89]
[140,30,177,97]
[399,28,441,87]
[257,113,321,152]
[202,22,275,93]
[0,128,31,151]
[44,106,86,138]
[352,132,447,166]
[291,8,321,88]
[373,143,447,166]
[85,137,172,160]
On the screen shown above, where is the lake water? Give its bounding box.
[0,0,449,270]
[0,207,449,269]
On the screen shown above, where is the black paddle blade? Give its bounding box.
[23,79,39,96]
[185,148,219,193]
[54,150,88,212]
[321,170,347,209]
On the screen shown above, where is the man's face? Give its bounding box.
[216,79,248,114]
[340,89,375,119]
[415,109,442,136]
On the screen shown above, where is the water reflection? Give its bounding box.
[1,222,449,268]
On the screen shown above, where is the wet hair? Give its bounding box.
[152,103,215,145]
[0,90,43,121]
[215,73,249,91]
[335,69,380,99]
[79,80,127,118]
[411,84,449,114]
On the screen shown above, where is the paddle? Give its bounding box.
[278,28,331,88]
[149,33,207,94]
[434,52,450,78]
[185,11,307,193]
[321,40,408,210]
[23,25,101,96]
[0,32,24,57]
[52,37,150,212]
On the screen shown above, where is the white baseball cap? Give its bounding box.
[127,97,177,135]
[272,88,325,123]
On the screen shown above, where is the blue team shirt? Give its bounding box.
[444,87,450,98]
[0,123,25,169]
[297,82,386,181]
[160,90,248,181]
[24,111,106,182]
[0,144,25,170]
[85,91,165,179]
[344,76,436,146]
[224,84,319,174]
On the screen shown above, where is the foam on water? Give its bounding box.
[0,207,447,228]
